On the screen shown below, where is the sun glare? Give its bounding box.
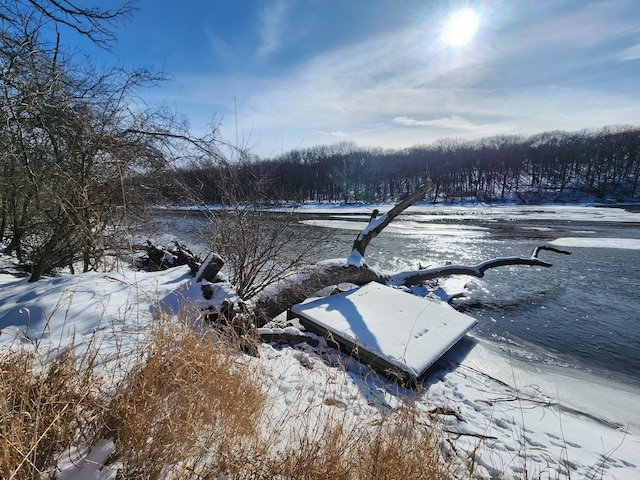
[442,8,480,47]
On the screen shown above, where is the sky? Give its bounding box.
[71,0,640,158]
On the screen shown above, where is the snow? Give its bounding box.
[0,268,191,354]
[163,201,640,227]
[285,202,640,223]
[55,440,116,480]
[290,282,477,378]
[346,249,364,267]
[1,263,639,478]
[550,237,640,250]
[301,218,490,237]
[358,212,388,236]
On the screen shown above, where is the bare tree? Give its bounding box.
[200,158,328,299]
[0,1,221,281]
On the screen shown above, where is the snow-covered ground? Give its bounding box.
[1,261,638,479]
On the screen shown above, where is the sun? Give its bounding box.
[441,8,480,47]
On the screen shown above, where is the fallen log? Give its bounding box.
[257,329,320,347]
[251,262,382,322]
[250,244,569,325]
[185,183,571,328]
[139,240,201,274]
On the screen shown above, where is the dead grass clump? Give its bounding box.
[355,405,449,480]
[0,347,103,480]
[103,322,266,479]
[258,403,452,480]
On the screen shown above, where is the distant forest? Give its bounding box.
[172,125,640,205]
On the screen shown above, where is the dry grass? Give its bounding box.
[0,345,104,480]
[103,321,265,479]
[260,405,451,480]
[100,316,452,479]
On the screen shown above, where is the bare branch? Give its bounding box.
[532,245,571,258]
[388,246,571,286]
[351,182,436,258]
[24,0,134,46]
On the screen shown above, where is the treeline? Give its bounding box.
[174,125,640,204]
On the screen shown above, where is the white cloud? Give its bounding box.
[256,0,289,58]
[618,43,640,61]
[392,115,480,130]
[315,130,348,137]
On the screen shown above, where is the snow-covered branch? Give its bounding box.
[349,182,436,263]
[387,245,571,286]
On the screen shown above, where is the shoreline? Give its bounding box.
[155,199,640,214]
[454,335,640,436]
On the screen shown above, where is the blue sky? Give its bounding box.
[77,0,640,158]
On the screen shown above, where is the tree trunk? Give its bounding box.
[351,182,436,259]
[250,246,569,325]
[29,252,51,283]
[251,263,382,323]
[193,183,571,326]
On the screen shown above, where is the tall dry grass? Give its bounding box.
[103,321,266,479]
[259,404,451,480]
[0,345,105,479]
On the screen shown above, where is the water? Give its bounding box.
[152,205,640,389]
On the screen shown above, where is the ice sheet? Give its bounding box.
[550,237,640,249]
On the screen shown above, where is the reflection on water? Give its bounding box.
[152,206,640,387]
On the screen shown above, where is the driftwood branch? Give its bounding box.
[139,240,201,275]
[250,245,570,324]
[351,182,436,258]
[183,182,571,326]
[388,246,571,286]
[532,245,572,258]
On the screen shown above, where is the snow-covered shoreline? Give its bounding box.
[1,264,638,479]
[158,200,640,217]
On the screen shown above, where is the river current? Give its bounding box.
[153,204,640,389]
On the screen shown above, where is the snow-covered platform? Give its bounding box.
[290,282,477,382]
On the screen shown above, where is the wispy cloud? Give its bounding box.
[392,115,480,130]
[256,0,289,58]
[315,130,348,137]
[618,43,640,61]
